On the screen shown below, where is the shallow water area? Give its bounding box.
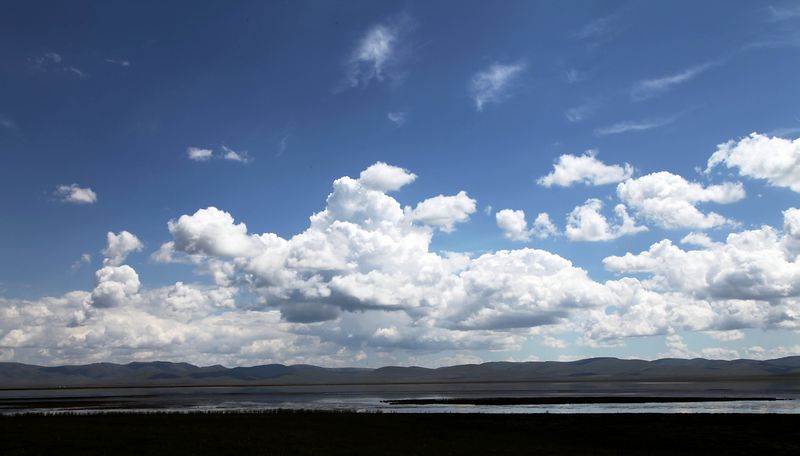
[3,381,800,415]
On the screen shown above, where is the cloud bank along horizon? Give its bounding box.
[3,132,800,367]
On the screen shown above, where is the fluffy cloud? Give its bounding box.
[565,199,647,241]
[168,207,263,258]
[496,209,529,241]
[187,147,213,161]
[617,171,745,229]
[706,133,800,192]
[160,164,612,335]
[538,151,633,187]
[102,231,144,266]
[680,232,719,249]
[89,265,141,308]
[409,191,477,232]
[604,211,800,303]
[187,146,250,163]
[442,249,614,330]
[5,162,800,366]
[54,184,97,204]
[357,162,416,192]
[469,62,525,111]
[496,209,557,241]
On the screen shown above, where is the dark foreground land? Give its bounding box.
[2,411,799,455]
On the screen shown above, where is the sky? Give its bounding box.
[1,0,800,367]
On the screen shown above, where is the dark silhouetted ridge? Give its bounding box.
[1,356,799,389]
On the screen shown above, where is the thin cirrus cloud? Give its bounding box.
[572,13,619,40]
[221,145,250,163]
[564,69,586,84]
[54,184,97,204]
[0,114,16,129]
[631,60,720,101]
[387,111,407,126]
[767,5,800,21]
[594,114,680,136]
[469,61,526,111]
[30,52,87,78]
[564,102,595,123]
[105,59,130,67]
[342,15,413,89]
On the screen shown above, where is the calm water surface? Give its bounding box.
[2,382,799,415]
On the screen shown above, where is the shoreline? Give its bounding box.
[383,396,783,405]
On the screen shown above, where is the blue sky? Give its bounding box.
[1,1,800,366]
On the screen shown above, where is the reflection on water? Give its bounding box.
[2,382,800,415]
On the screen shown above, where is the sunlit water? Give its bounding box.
[2,382,800,415]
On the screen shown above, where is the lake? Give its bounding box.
[3,380,800,414]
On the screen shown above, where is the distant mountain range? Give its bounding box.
[2,357,799,389]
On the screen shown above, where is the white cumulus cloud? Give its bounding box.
[566,200,647,241]
[538,151,633,187]
[409,191,477,233]
[496,209,557,241]
[187,147,213,161]
[617,171,745,229]
[706,133,800,193]
[357,161,417,192]
[102,231,144,266]
[54,184,97,204]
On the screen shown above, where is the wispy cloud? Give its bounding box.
[221,145,251,163]
[54,184,97,204]
[766,115,800,137]
[105,59,131,67]
[564,102,595,123]
[0,114,16,129]
[188,146,251,163]
[767,5,800,21]
[67,66,87,78]
[564,69,586,84]
[71,253,92,271]
[387,111,407,126]
[595,113,681,135]
[573,13,619,40]
[469,61,526,111]
[631,60,719,101]
[343,15,413,89]
[31,52,62,68]
[30,52,87,78]
[276,135,289,157]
